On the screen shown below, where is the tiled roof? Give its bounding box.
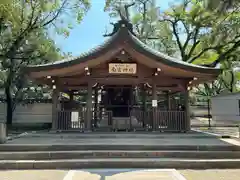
[129,32,219,70]
[26,20,220,75]
[27,31,119,68]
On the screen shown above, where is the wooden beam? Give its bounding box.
[59,76,185,86]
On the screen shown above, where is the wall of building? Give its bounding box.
[211,93,240,124]
[0,103,52,124]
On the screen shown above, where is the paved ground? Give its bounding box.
[1,169,240,180]
[180,169,240,180]
[5,132,231,146]
[192,117,240,138]
[194,127,239,138]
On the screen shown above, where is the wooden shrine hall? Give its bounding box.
[25,20,220,132]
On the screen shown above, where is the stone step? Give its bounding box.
[1,150,240,160]
[44,133,217,139]
[1,158,240,169]
[1,144,240,151]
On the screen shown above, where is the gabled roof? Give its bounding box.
[25,20,221,76]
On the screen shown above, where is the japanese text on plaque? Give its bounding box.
[109,63,137,74]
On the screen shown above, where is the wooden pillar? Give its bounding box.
[94,86,98,127]
[99,88,103,122]
[130,86,134,114]
[152,83,157,131]
[166,91,171,110]
[86,82,93,130]
[184,90,190,131]
[69,92,74,101]
[141,84,147,127]
[52,88,59,130]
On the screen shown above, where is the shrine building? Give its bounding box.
[24,20,220,132]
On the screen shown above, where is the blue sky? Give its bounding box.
[54,0,179,56]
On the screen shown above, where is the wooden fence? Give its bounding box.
[56,109,186,132]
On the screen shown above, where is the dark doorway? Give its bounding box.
[104,86,131,117]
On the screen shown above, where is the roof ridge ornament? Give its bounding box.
[103,3,136,37]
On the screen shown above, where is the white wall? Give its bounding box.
[0,103,52,124]
[211,93,240,124]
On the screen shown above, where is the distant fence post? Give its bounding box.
[238,124,240,138]
[0,123,6,144]
[207,98,211,128]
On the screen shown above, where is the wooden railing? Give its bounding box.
[57,110,113,131]
[57,109,186,132]
[57,110,86,130]
[130,109,186,132]
[92,110,113,131]
[154,110,186,131]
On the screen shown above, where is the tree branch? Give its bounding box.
[140,1,148,36]
[182,21,192,52]
[124,2,135,20]
[172,19,185,60]
[208,39,240,67]
[41,0,68,27]
[187,27,200,60]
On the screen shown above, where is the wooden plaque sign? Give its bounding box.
[109,63,137,74]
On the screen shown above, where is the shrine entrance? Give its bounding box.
[104,86,132,117]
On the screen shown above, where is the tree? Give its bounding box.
[159,0,239,67]
[202,0,240,12]
[158,0,240,98]
[104,0,177,56]
[0,0,90,128]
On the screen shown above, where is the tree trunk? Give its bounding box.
[5,85,13,131]
[207,99,211,128]
[230,71,235,92]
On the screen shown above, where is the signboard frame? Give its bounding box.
[109,63,137,74]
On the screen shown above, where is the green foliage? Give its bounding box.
[202,0,240,12]
[104,0,177,56]
[0,0,90,125]
[158,0,240,99]
[160,0,240,66]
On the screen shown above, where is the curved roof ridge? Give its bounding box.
[128,32,220,70]
[27,31,119,68]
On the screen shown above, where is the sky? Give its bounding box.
[53,0,178,56]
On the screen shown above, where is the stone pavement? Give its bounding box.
[1,169,240,180]
[180,169,240,180]
[193,127,240,138]
[5,132,232,146]
[191,117,240,138]
[0,169,187,180]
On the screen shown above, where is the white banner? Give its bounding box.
[71,111,79,122]
[152,100,158,107]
